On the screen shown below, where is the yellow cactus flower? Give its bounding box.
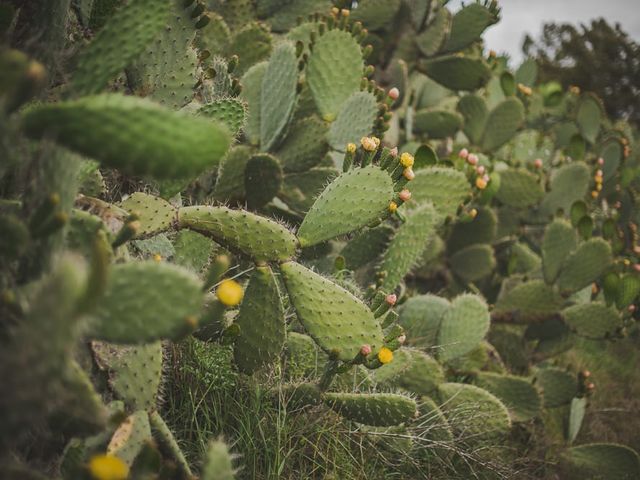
[475,177,488,190]
[152,253,162,262]
[378,347,393,364]
[469,208,478,219]
[360,136,377,152]
[346,143,357,154]
[88,454,129,480]
[216,279,244,306]
[371,136,381,148]
[591,190,599,199]
[517,83,532,96]
[399,152,414,168]
[388,201,398,213]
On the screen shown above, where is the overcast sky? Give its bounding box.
[448,0,640,66]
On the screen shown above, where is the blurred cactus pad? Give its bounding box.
[1,0,640,479]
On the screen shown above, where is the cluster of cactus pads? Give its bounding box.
[2,0,640,478]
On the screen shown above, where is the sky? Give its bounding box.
[448,0,640,66]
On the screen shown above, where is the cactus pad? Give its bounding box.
[240,61,268,145]
[328,91,379,151]
[280,261,384,361]
[556,238,612,294]
[413,109,463,138]
[398,294,449,349]
[563,303,622,339]
[475,372,541,422]
[213,146,253,203]
[540,163,590,216]
[421,56,492,92]
[408,166,469,217]
[450,244,496,282]
[340,225,394,270]
[374,348,444,396]
[442,3,497,53]
[534,367,576,408]
[244,153,283,209]
[495,169,543,208]
[107,410,152,466]
[457,93,489,145]
[494,280,564,320]
[542,219,578,284]
[561,443,640,479]
[437,294,490,363]
[202,438,237,480]
[323,392,418,427]
[576,94,602,144]
[120,192,176,238]
[173,230,215,273]
[275,116,328,173]
[481,97,525,151]
[198,98,247,136]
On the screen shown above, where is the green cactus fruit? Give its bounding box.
[442,3,497,53]
[560,443,640,479]
[495,169,543,208]
[178,205,298,261]
[562,303,622,339]
[149,410,192,477]
[240,61,268,146]
[173,230,215,273]
[437,294,490,363]
[378,203,440,291]
[540,163,590,217]
[120,192,176,238]
[307,29,364,121]
[107,410,152,466]
[474,372,541,422]
[213,146,253,203]
[457,93,488,145]
[448,207,496,254]
[296,165,394,247]
[323,392,418,427]
[227,21,272,75]
[328,91,379,151]
[340,225,394,270]
[415,7,451,57]
[556,238,612,294]
[22,94,231,179]
[542,219,578,284]
[275,116,329,173]
[420,56,492,92]
[450,244,496,283]
[616,274,640,310]
[259,42,299,151]
[481,98,525,151]
[398,294,449,349]
[233,266,285,374]
[281,168,339,213]
[413,109,463,139]
[71,0,170,95]
[437,383,511,437]
[201,438,237,480]
[92,341,162,411]
[198,98,248,136]
[280,261,384,361]
[534,367,577,408]
[90,261,204,343]
[494,280,564,321]
[408,166,469,217]
[515,58,538,87]
[576,93,603,144]
[244,153,283,209]
[286,332,326,380]
[374,348,444,396]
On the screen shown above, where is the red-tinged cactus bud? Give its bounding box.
[403,168,415,180]
[360,344,372,356]
[388,87,400,100]
[587,382,595,391]
[399,189,411,202]
[397,334,406,344]
[534,158,543,169]
[389,147,398,157]
[629,304,636,313]
[371,136,381,148]
[583,370,591,378]
[476,177,488,190]
[482,174,490,182]
[385,294,397,306]
[476,165,485,175]
[458,148,469,159]
[467,153,478,165]
[597,157,604,166]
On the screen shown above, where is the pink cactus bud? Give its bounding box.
[360,344,373,356]
[476,165,485,175]
[397,334,406,344]
[458,148,469,159]
[388,87,400,100]
[629,305,636,313]
[467,153,478,166]
[482,174,490,182]
[399,189,412,201]
[385,294,397,306]
[389,147,398,157]
[634,264,640,273]
[596,169,603,177]
[403,168,415,180]
[597,157,604,166]
[533,158,543,169]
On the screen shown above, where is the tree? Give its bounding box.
[523,19,640,126]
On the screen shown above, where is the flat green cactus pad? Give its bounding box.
[437,294,490,363]
[92,341,163,411]
[260,42,299,151]
[495,169,543,208]
[173,230,215,273]
[448,207,497,254]
[307,29,364,121]
[534,367,576,408]
[418,396,453,445]
[556,238,612,294]
[281,168,339,213]
[349,0,402,30]
[457,93,488,145]
[413,109,463,139]
[494,280,564,320]
[378,203,440,291]
[296,165,394,247]
[178,206,298,262]
[323,392,418,427]
[374,348,444,396]
[450,244,496,282]
[198,98,247,136]
[563,303,622,339]
[213,146,253,203]
[244,153,283,209]
[71,0,170,95]
[120,192,176,238]
[202,439,237,480]
[616,274,640,309]
[421,56,492,92]
[408,166,469,217]
[22,94,231,179]
[280,261,384,361]
[328,91,379,151]
[267,0,332,32]
[576,94,602,144]
[437,383,511,437]
[275,116,329,173]
[442,3,496,53]
[481,98,525,151]
[542,219,578,284]
[398,294,449,349]
[415,7,451,57]
[90,261,204,343]
[515,58,538,86]
[240,61,268,146]
[227,22,272,76]
[540,162,591,217]
[475,372,541,422]
[234,266,286,374]
[560,443,640,479]
[107,410,152,466]
[286,332,326,380]
[340,225,394,270]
